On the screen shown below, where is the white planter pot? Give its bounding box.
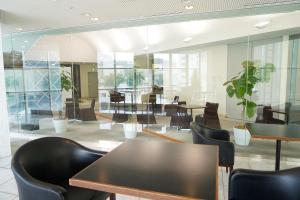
[123,124,137,139]
[233,126,251,146]
[53,119,68,134]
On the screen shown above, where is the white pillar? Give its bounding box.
[279,35,289,109]
[0,24,12,157]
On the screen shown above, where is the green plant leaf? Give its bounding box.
[245,101,256,118]
[226,85,235,97]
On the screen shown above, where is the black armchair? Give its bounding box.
[109,90,125,111]
[191,122,234,172]
[12,137,114,200]
[79,99,97,121]
[195,102,221,129]
[229,167,300,200]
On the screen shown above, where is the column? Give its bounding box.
[0,23,12,157]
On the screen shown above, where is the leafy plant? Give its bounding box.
[223,60,275,119]
[61,69,74,92]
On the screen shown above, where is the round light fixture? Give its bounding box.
[16,27,23,31]
[255,20,271,29]
[90,17,99,22]
[185,5,194,10]
[81,12,91,17]
[183,37,192,43]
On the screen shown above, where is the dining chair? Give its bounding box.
[79,99,97,121]
[191,122,234,172]
[195,102,221,129]
[229,167,300,200]
[109,90,126,111]
[11,137,115,200]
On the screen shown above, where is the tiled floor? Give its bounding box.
[2,116,300,200]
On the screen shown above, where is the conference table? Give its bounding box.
[70,140,218,200]
[246,123,300,171]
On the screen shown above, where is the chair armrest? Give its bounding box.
[12,164,66,200]
[209,129,230,141]
[207,138,234,166]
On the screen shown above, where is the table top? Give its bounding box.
[179,105,206,109]
[70,140,218,200]
[246,123,300,141]
[267,108,289,115]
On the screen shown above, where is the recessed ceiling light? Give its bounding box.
[183,37,192,43]
[185,5,194,10]
[143,46,149,51]
[24,40,29,43]
[255,20,271,29]
[16,27,23,31]
[90,17,99,21]
[182,0,191,3]
[81,12,91,17]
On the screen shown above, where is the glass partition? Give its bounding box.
[2,7,300,143]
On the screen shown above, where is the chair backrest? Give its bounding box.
[165,104,179,116]
[12,137,100,186]
[178,101,186,105]
[204,102,219,115]
[90,99,96,109]
[173,96,179,103]
[191,123,210,144]
[229,168,300,200]
[263,105,273,120]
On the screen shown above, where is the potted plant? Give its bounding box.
[53,111,68,133]
[223,60,275,145]
[52,68,74,133]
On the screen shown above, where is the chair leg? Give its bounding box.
[110,193,116,200]
[226,166,228,173]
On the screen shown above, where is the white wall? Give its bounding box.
[80,63,97,98]
[0,24,11,157]
[25,34,97,63]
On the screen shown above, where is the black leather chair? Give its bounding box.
[229,167,300,200]
[195,102,221,129]
[191,122,234,172]
[12,137,115,200]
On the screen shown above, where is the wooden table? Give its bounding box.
[178,105,206,116]
[246,123,300,171]
[70,140,218,200]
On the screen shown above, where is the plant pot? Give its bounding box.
[123,124,137,139]
[53,119,68,134]
[233,125,251,146]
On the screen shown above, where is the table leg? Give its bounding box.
[275,140,281,171]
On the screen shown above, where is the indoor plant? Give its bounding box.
[223,60,275,145]
[52,69,74,133]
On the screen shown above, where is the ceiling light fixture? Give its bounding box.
[183,37,192,43]
[255,20,271,29]
[185,5,194,10]
[16,27,23,31]
[24,40,29,43]
[143,46,149,51]
[81,12,91,17]
[90,17,99,22]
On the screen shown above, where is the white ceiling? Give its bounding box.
[1,0,300,34]
[20,10,300,63]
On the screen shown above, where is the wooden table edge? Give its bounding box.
[251,134,300,142]
[69,178,205,200]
